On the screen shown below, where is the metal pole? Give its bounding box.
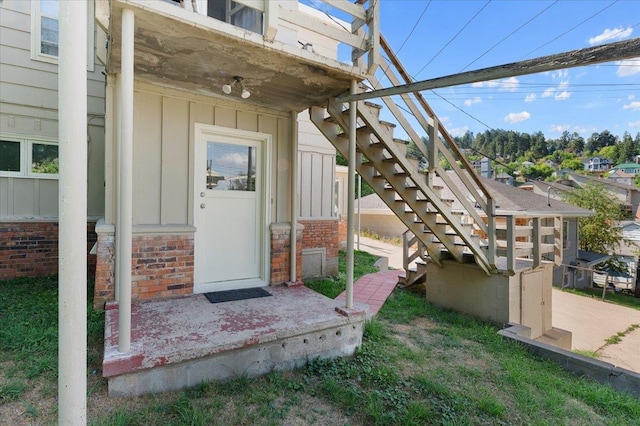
[118,8,134,353]
[58,0,87,422]
[345,80,357,309]
[290,111,298,283]
[357,174,361,251]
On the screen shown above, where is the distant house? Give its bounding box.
[612,163,640,175]
[521,161,535,168]
[495,172,513,185]
[565,172,640,218]
[583,156,612,172]
[608,169,635,186]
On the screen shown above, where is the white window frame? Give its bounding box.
[31,0,96,71]
[0,134,59,179]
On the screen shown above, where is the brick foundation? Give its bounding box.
[0,221,97,280]
[93,223,195,309]
[299,218,340,276]
[270,223,303,284]
[93,219,336,308]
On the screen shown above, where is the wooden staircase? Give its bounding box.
[310,35,561,288]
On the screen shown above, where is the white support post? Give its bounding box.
[345,80,357,309]
[58,0,87,422]
[290,111,298,283]
[118,8,135,353]
[263,0,278,42]
[506,215,516,274]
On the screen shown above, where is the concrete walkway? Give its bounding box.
[349,235,640,374]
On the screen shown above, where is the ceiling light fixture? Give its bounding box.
[221,76,251,99]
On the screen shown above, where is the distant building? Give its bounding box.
[583,156,612,172]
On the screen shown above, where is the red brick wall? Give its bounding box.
[0,221,97,280]
[270,224,303,284]
[299,219,339,276]
[93,233,194,309]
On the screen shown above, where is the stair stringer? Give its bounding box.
[348,101,494,275]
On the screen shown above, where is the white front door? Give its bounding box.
[194,124,270,293]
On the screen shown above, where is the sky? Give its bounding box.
[351,0,640,140]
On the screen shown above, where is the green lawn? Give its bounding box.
[1,256,639,424]
[304,250,380,298]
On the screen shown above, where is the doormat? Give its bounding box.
[204,287,272,304]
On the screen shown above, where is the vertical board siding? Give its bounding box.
[125,86,291,226]
[39,179,58,216]
[297,151,336,219]
[321,155,334,217]
[133,91,162,224]
[12,178,35,216]
[258,114,279,222]
[276,117,291,223]
[161,97,189,224]
[310,154,323,217]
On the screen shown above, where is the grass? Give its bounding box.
[564,287,640,311]
[304,250,380,298]
[2,257,640,424]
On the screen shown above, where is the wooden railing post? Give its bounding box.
[263,0,278,42]
[532,217,541,268]
[427,117,438,187]
[487,198,496,266]
[554,216,563,266]
[403,230,410,273]
[506,215,516,274]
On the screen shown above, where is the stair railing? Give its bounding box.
[362,34,497,266]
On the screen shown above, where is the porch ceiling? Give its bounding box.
[106,1,364,112]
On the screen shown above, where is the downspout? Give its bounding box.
[118,8,134,353]
[290,111,298,283]
[345,80,357,309]
[58,1,87,421]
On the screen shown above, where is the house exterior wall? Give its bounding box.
[297,111,339,277]
[95,81,299,305]
[0,0,105,279]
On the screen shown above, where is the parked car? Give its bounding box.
[592,270,634,291]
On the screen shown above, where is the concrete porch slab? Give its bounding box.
[103,285,368,396]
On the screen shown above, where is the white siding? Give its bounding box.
[0,0,106,218]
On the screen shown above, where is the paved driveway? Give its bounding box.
[552,288,640,373]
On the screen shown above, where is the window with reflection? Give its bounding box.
[206,141,256,191]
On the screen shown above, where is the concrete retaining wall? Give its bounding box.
[499,327,640,398]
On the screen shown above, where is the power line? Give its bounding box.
[396,0,432,55]
[414,0,492,78]
[521,0,619,59]
[460,0,559,72]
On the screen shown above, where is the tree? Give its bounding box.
[561,184,624,253]
[560,157,584,171]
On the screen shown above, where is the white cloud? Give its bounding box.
[555,91,571,101]
[623,101,640,110]
[448,126,470,137]
[558,80,570,90]
[574,125,598,135]
[220,153,248,167]
[589,27,634,45]
[463,96,482,107]
[542,88,555,98]
[471,81,499,88]
[630,95,636,100]
[471,77,518,91]
[504,111,530,124]
[551,70,569,80]
[500,77,519,92]
[630,121,640,128]
[525,93,536,103]
[617,59,640,77]
[550,124,570,133]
